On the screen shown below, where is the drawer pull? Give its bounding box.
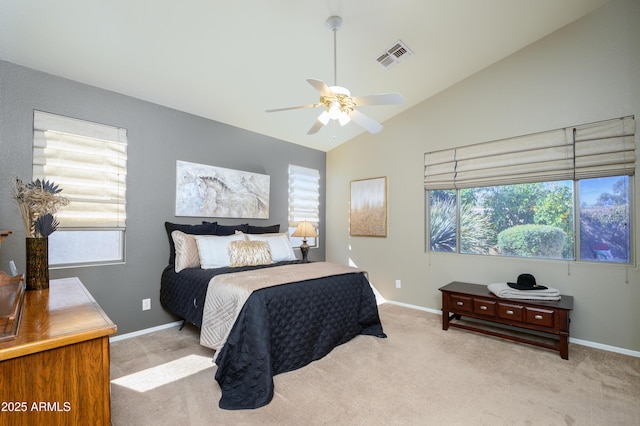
[534,315,543,320]
[480,305,488,310]
[456,301,464,306]
[506,310,514,315]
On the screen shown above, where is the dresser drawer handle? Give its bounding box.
[456,301,464,306]
[480,305,488,310]
[534,315,543,320]
[506,310,514,315]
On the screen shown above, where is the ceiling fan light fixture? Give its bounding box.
[266,15,403,136]
[338,112,351,126]
[317,110,331,125]
[328,102,342,119]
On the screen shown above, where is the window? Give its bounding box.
[425,117,635,264]
[579,176,631,263]
[288,165,320,248]
[32,111,127,266]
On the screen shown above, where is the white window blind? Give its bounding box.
[32,110,127,229]
[424,116,635,190]
[288,165,320,227]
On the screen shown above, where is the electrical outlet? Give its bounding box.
[142,298,151,311]
[395,279,402,289]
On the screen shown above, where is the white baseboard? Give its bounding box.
[109,320,183,343]
[384,300,640,358]
[568,337,640,358]
[385,300,441,315]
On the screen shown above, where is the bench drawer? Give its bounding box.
[497,303,524,322]
[449,295,473,313]
[473,299,496,317]
[525,307,555,328]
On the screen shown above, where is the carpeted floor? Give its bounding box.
[110,303,640,425]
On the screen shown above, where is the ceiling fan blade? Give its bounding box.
[266,103,321,113]
[349,109,383,134]
[351,93,404,106]
[307,78,333,97]
[307,119,325,135]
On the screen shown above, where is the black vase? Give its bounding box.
[26,237,49,290]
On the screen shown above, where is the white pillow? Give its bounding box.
[171,230,201,272]
[246,232,297,262]
[194,233,246,269]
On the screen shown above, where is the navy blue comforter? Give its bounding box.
[214,271,386,409]
[160,263,385,410]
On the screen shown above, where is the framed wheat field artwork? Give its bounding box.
[350,177,387,237]
[175,160,270,219]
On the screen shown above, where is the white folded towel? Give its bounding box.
[487,282,561,301]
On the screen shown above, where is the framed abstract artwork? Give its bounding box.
[175,160,270,218]
[350,176,387,237]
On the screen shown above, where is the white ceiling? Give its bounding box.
[0,0,610,152]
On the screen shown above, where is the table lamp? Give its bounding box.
[291,221,317,262]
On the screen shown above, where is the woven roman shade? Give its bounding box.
[573,116,636,179]
[32,111,127,229]
[424,116,635,190]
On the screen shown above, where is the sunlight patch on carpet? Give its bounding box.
[111,354,214,392]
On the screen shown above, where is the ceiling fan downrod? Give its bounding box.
[325,16,343,87]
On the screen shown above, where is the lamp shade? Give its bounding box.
[291,221,317,238]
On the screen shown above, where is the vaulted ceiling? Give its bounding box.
[0,0,610,151]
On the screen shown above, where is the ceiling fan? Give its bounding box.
[266,16,403,135]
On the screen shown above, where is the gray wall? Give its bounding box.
[327,0,640,353]
[0,60,326,335]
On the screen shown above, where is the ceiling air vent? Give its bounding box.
[376,40,413,70]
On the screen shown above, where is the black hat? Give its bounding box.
[507,273,547,290]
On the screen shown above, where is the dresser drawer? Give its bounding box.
[473,299,496,317]
[525,307,556,328]
[497,302,524,322]
[449,295,473,313]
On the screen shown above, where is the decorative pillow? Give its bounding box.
[228,240,273,267]
[202,222,249,236]
[246,232,297,262]
[171,230,201,273]
[194,233,246,269]
[247,224,280,234]
[165,221,217,265]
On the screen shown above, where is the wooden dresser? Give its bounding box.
[440,281,573,359]
[0,277,117,425]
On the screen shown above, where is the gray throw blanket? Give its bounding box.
[487,282,561,301]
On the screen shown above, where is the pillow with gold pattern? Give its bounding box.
[228,240,273,267]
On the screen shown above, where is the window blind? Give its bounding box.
[288,165,320,227]
[32,111,127,229]
[424,116,635,190]
[573,116,636,179]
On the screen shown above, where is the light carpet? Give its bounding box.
[110,303,640,425]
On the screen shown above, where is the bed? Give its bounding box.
[160,221,386,409]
